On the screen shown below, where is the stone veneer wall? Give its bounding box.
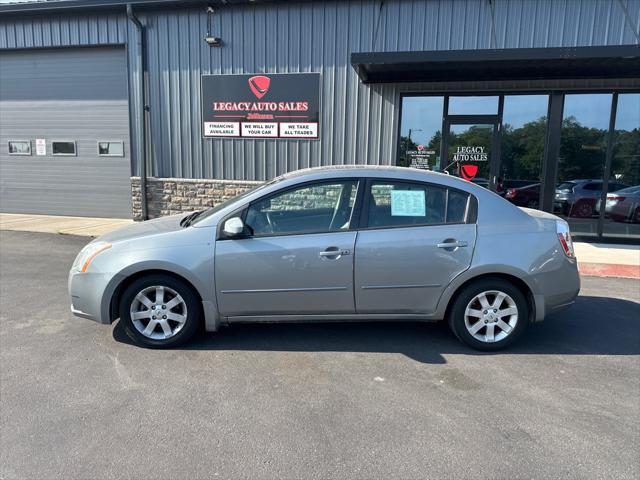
[131,177,263,220]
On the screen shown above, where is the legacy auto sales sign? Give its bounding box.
[201,73,320,139]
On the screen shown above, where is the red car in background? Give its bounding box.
[505,183,541,208]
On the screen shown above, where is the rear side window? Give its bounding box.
[447,189,470,223]
[583,182,602,191]
[365,180,470,228]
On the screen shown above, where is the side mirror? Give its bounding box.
[223,217,245,237]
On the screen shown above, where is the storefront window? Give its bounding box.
[554,94,613,236]
[396,91,638,243]
[501,95,548,208]
[398,96,444,170]
[603,93,640,238]
[448,96,499,115]
[447,123,494,189]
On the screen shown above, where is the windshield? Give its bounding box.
[190,178,280,225]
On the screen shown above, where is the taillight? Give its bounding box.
[505,189,516,199]
[607,196,625,201]
[556,220,575,258]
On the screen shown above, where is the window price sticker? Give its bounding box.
[391,190,426,216]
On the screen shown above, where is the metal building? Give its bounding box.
[0,0,638,242]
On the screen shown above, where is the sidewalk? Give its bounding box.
[1,212,638,278]
[574,243,640,279]
[0,213,133,237]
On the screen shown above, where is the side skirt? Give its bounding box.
[224,313,442,324]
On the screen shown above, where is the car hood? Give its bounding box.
[96,214,187,244]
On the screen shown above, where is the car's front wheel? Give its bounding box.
[448,278,528,351]
[119,273,201,348]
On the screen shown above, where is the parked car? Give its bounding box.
[505,183,541,208]
[596,185,640,223]
[554,179,629,218]
[470,177,489,189]
[69,166,580,351]
[500,179,538,198]
[504,180,538,189]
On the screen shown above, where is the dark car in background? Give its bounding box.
[554,180,629,218]
[596,185,640,223]
[505,183,541,208]
[504,180,538,190]
[470,177,490,190]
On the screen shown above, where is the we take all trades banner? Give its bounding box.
[201,73,320,140]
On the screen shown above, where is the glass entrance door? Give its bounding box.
[443,119,500,192]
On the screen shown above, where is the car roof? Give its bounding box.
[196,165,529,228]
[280,165,426,179]
[278,165,475,188]
[615,185,640,194]
[276,165,513,198]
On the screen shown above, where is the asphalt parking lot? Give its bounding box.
[1,230,639,480]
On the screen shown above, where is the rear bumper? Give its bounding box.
[534,258,580,321]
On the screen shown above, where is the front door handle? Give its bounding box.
[437,240,468,249]
[319,247,351,258]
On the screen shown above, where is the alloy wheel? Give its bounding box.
[129,285,188,340]
[464,290,519,343]
[574,202,593,218]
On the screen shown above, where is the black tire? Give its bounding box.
[448,278,529,351]
[119,273,201,348]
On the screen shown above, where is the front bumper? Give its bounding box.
[68,269,122,324]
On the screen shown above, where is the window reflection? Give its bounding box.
[448,96,498,115]
[603,93,640,238]
[447,123,494,189]
[501,95,548,208]
[555,94,613,236]
[398,96,444,170]
[395,92,638,242]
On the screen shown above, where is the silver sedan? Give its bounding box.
[69,166,580,351]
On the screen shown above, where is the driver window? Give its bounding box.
[245,180,359,236]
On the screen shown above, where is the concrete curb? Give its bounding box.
[578,262,640,279]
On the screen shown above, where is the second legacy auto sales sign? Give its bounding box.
[201,73,320,139]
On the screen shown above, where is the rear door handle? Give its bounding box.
[437,240,468,249]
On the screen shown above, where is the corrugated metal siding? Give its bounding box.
[0,47,132,217]
[1,0,638,183]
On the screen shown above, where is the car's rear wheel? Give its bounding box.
[448,278,528,351]
[119,274,201,348]
[572,200,594,218]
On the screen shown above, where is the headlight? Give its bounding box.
[72,241,112,272]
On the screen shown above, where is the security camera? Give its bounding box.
[204,36,222,46]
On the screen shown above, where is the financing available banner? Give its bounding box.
[201,73,320,139]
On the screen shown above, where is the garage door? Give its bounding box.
[0,47,132,218]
